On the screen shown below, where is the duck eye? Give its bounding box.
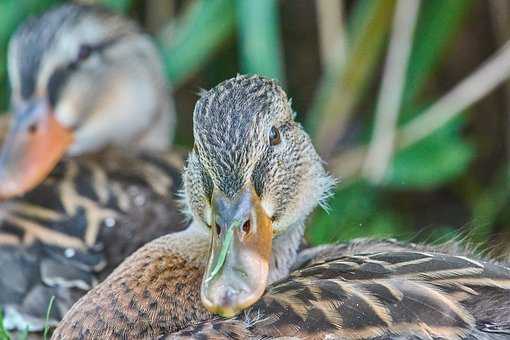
[77,44,93,62]
[269,126,281,146]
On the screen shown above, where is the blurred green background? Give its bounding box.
[1,0,510,254]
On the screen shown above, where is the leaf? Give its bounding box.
[306,181,410,245]
[0,310,11,340]
[402,0,474,109]
[43,296,55,340]
[159,0,236,86]
[98,0,131,13]
[384,115,474,189]
[471,164,510,243]
[235,0,284,82]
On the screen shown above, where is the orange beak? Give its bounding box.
[201,186,273,317]
[0,100,73,199]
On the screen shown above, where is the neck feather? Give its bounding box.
[52,222,211,338]
[268,221,305,283]
[169,220,304,283]
[53,221,305,338]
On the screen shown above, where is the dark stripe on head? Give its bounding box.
[47,66,72,108]
[13,5,87,99]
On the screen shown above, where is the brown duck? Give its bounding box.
[53,75,510,339]
[0,4,185,331]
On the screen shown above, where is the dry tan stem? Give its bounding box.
[332,39,510,181]
[362,0,421,183]
[489,0,510,164]
[399,40,510,149]
[316,0,347,67]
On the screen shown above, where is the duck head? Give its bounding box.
[0,4,174,198]
[182,75,334,317]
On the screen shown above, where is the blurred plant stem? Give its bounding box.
[235,0,284,83]
[490,0,510,163]
[316,0,347,68]
[399,41,510,148]
[159,0,236,86]
[307,0,396,158]
[146,0,174,34]
[331,40,510,182]
[401,0,473,108]
[363,0,421,184]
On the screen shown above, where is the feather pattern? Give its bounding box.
[171,248,510,339]
[0,149,185,331]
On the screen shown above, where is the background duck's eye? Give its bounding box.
[269,126,281,146]
[77,44,93,62]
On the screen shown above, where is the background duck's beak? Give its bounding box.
[0,100,73,199]
[201,187,272,317]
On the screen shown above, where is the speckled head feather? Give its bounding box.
[184,74,334,235]
[193,75,291,197]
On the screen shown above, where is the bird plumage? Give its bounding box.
[52,75,510,339]
[0,149,186,331]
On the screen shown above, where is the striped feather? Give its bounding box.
[170,249,510,340]
[0,149,186,331]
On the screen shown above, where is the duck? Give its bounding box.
[0,3,175,198]
[0,4,186,331]
[52,75,510,339]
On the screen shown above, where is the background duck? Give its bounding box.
[52,75,510,339]
[0,3,175,198]
[0,4,185,332]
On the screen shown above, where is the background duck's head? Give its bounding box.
[183,74,334,317]
[0,4,174,198]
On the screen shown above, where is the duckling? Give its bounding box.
[52,75,510,339]
[0,4,185,331]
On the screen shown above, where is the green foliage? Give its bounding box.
[0,310,11,340]
[0,295,54,340]
[99,0,131,13]
[160,0,236,85]
[305,0,482,246]
[471,164,510,244]
[384,116,474,189]
[236,0,284,82]
[307,181,410,245]
[43,296,55,340]
[403,0,474,108]
[307,0,396,149]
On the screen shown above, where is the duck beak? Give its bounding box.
[201,186,273,317]
[0,100,73,199]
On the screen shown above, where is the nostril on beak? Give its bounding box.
[221,287,237,306]
[28,123,38,134]
[215,223,221,235]
[242,220,251,234]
